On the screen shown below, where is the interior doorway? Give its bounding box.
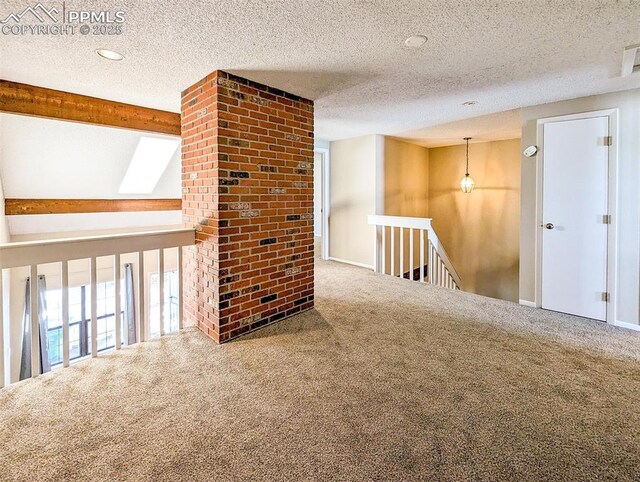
[313,148,330,260]
[536,109,618,322]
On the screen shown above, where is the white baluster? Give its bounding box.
[178,246,184,330]
[138,251,146,343]
[159,249,165,336]
[409,228,414,281]
[419,230,425,283]
[90,257,98,358]
[399,228,404,279]
[114,254,121,350]
[62,261,70,367]
[381,226,386,275]
[30,265,39,378]
[429,244,435,285]
[0,270,4,388]
[390,227,395,277]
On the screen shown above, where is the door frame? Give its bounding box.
[534,108,619,324]
[314,147,331,260]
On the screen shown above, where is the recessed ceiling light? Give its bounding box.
[462,101,478,106]
[404,35,428,48]
[96,49,124,61]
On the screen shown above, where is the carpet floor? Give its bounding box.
[1,260,639,481]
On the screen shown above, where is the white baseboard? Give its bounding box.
[614,320,640,332]
[519,299,537,308]
[328,257,374,270]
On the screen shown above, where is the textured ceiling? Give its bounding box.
[399,109,522,147]
[1,1,640,141]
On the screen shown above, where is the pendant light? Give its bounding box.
[460,137,475,193]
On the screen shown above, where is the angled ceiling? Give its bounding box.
[1,1,639,142]
[0,114,181,236]
[0,114,180,199]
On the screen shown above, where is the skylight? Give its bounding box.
[119,136,179,194]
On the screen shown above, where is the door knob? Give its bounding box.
[545,223,554,230]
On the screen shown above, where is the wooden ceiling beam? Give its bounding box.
[0,80,181,136]
[5,199,182,215]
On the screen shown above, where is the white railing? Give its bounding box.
[368,215,461,290]
[0,228,195,388]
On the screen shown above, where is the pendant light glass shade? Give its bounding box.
[460,137,474,193]
[460,174,475,193]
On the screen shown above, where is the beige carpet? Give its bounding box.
[1,260,639,481]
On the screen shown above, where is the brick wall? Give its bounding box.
[181,70,315,343]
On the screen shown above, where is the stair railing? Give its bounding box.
[367,215,461,290]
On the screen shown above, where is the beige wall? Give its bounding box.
[428,139,521,302]
[329,135,381,267]
[383,138,429,217]
[520,89,640,326]
[313,152,323,237]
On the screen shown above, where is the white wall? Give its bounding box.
[1,167,9,386]
[520,88,640,326]
[0,176,8,244]
[0,114,180,200]
[314,139,330,150]
[0,114,182,237]
[9,212,182,238]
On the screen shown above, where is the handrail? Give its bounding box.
[0,228,195,269]
[367,215,461,288]
[367,215,432,230]
[424,227,462,286]
[0,228,196,387]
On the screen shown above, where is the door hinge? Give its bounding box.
[602,292,610,302]
[604,135,613,146]
[603,214,612,224]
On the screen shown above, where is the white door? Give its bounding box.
[541,116,609,321]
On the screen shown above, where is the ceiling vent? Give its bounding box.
[621,44,640,76]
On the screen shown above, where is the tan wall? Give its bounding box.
[428,139,521,302]
[383,138,429,217]
[520,89,640,325]
[329,135,380,267]
[382,137,429,274]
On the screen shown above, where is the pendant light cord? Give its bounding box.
[464,137,470,176]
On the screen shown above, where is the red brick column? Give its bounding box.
[181,71,314,342]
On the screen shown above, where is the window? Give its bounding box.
[45,281,121,367]
[44,270,179,368]
[149,270,179,337]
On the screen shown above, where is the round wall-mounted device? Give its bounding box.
[523,145,538,157]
